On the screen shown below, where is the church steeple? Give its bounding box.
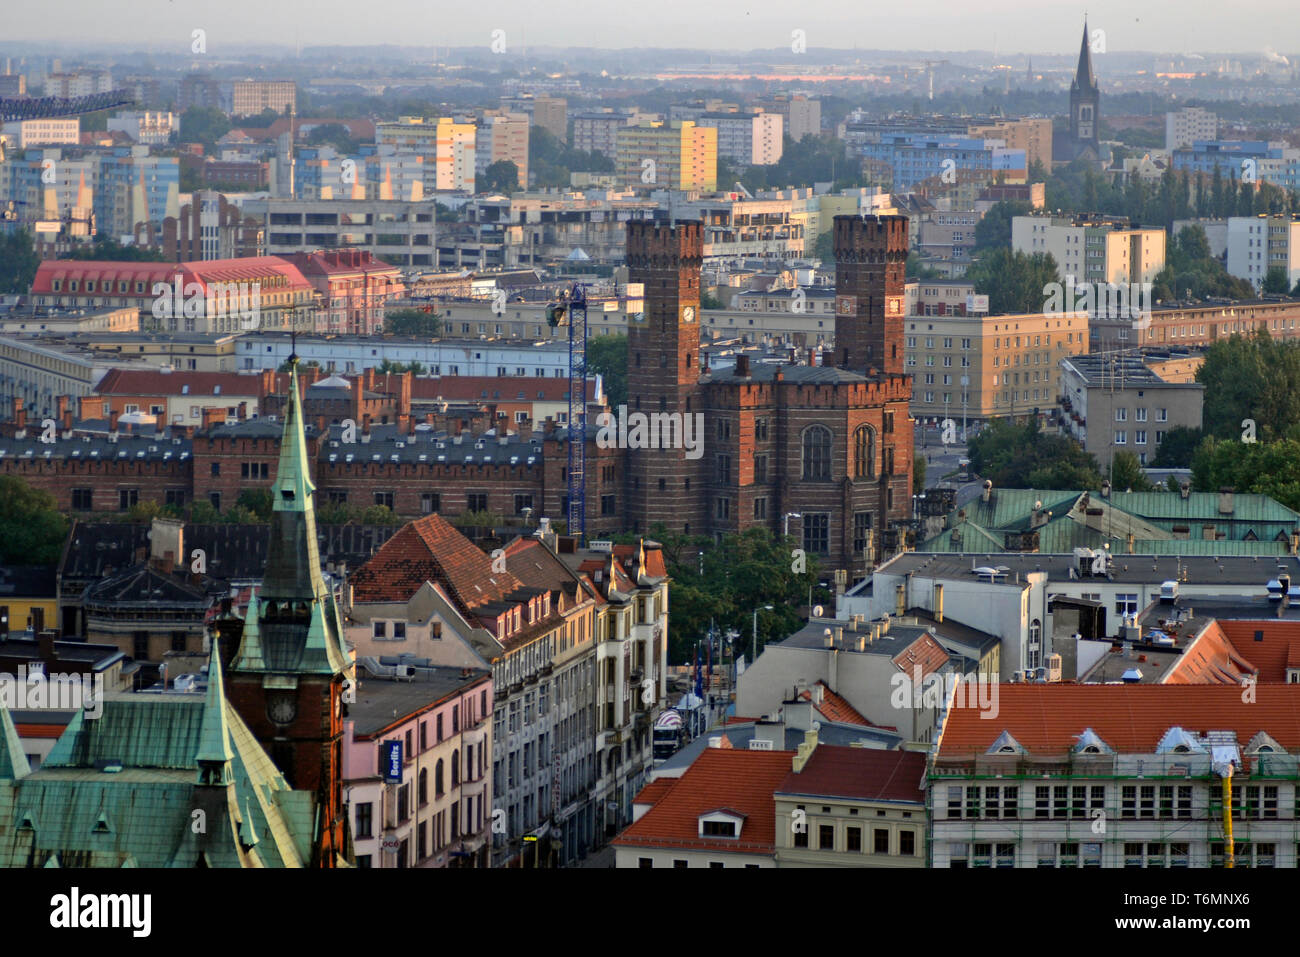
[260,355,327,604]
[196,640,234,787]
[1073,20,1097,92]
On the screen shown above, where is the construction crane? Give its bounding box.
[546,284,588,542]
[0,90,136,123]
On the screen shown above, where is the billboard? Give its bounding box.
[383,740,403,783]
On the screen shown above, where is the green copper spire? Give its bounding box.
[196,640,234,786]
[261,355,328,603]
[231,588,266,671]
[0,697,31,781]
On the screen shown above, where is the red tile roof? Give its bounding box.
[800,681,873,727]
[348,514,522,613]
[31,257,314,295]
[1165,622,1257,685]
[633,778,676,808]
[1218,620,1300,682]
[612,748,794,855]
[892,631,949,680]
[776,745,927,803]
[410,376,597,404]
[14,723,66,739]
[938,684,1300,758]
[95,369,279,398]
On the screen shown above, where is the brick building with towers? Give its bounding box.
[623,216,914,581]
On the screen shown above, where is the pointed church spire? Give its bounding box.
[231,587,266,671]
[260,355,328,603]
[1074,20,1096,91]
[0,696,32,781]
[196,640,234,786]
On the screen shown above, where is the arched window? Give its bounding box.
[801,425,832,481]
[853,426,875,479]
[435,759,445,798]
[451,748,460,787]
[418,768,428,805]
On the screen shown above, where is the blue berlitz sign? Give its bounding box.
[384,741,403,782]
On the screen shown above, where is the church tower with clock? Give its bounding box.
[226,355,352,867]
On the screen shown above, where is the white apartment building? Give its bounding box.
[1012,215,1166,289]
[696,112,784,166]
[1,118,79,148]
[1226,214,1300,291]
[1165,108,1219,151]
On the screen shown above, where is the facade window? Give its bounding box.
[818,825,834,850]
[355,802,373,839]
[71,488,93,510]
[421,492,440,514]
[802,513,830,555]
[846,826,862,852]
[873,829,889,854]
[801,425,832,481]
[853,426,875,479]
[853,512,872,553]
[467,492,488,512]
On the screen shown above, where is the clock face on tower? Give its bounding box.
[268,692,297,726]
[681,306,695,323]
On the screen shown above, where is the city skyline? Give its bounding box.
[4,0,1300,56]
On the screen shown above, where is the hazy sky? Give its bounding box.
[6,0,1300,55]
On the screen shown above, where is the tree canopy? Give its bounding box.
[480,159,520,194]
[967,419,1104,490]
[965,249,1061,315]
[1196,330,1300,441]
[384,308,443,338]
[586,334,627,409]
[0,477,69,565]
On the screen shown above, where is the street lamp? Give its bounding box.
[752,605,774,664]
[784,512,802,538]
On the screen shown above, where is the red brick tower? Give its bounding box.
[624,220,707,535]
[833,215,909,376]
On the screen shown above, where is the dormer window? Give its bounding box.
[699,809,745,839]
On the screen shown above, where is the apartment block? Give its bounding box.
[571,111,638,158]
[968,117,1054,169]
[1059,352,1204,469]
[907,311,1089,422]
[615,120,717,191]
[1,118,79,148]
[696,111,783,166]
[476,112,529,188]
[243,197,437,268]
[1012,215,1166,287]
[1226,214,1300,291]
[106,111,178,147]
[1165,107,1218,151]
[230,80,296,117]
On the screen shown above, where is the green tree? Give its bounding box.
[913,454,927,495]
[65,236,167,262]
[304,122,359,155]
[1263,265,1292,295]
[189,500,221,524]
[1196,330,1300,440]
[905,251,943,280]
[480,159,520,193]
[0,477,68,565]
[278,358,321,373]
[973,200,1030,253]
[235,488,273,521]
[1191,437,1300,512]
[586,334,628,409]
[179,106,232,151]
[813,230,835,264]
[1151,426,1205,468]
[1109,451,1154,491]
[968,419,1103,490]
[612,525,814,664]
[965,249,1061,315]
[0,231,41,294]
[700,289,724,309]
[384,309,443,338]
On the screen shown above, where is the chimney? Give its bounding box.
[362,413,372,435]
[792,728,819,772]
[237,401,247,422]
[1218,487,1234,515]
[735,354,750,377]
[38,630,56,663]
[784,697,816,732]
[895,582,906,617]
[934,582,944,623]
[109,409,120,433]
[13,398,26,431]
[517,417,532,440]
[753,716,785,748]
